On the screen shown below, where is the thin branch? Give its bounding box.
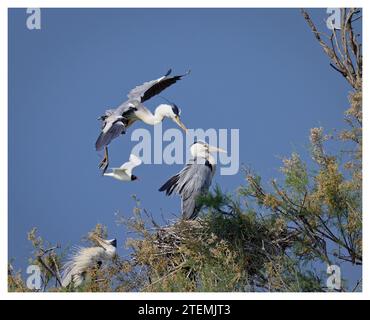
[37,246,62,287]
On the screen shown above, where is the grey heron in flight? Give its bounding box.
[103,154,142,182]
[95,69,189,173]
[159,141,226,220]
[61,235,117,288]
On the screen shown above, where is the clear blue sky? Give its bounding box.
[8,8,360,288]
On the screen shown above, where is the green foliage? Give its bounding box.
[281,153,309,195]
[117,199,324,292]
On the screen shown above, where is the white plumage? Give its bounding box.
[103,154,142,182]
[61,236,117,288]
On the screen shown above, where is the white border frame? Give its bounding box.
[1,0,367,300]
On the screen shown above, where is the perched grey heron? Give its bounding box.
[103,154,142,182]
[61,235,117,288]
[159,141,226,220]
[95,69,189,173]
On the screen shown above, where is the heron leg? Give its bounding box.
[98,146,109,174]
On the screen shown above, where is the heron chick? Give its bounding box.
[61,235,117,288]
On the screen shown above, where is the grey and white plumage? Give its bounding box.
[95,69,189,173]
[103,154,142,182]
[61,236,117,288]
[159,141,226,220]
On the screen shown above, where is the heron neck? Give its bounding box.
[195,153,216,165]
[207,154,216,165]
[140,109,164,125]
[105,247,116,257]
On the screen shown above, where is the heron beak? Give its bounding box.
[173,116,188,132]
[108,238,117,247]
[208,145,227,153]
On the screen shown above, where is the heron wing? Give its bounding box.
[115,101,138,119]
[95,121,125,151]
[127,69,190,103]
[159,161,213,220]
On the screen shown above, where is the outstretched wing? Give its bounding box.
[119,154,142,173]
[127,69,190,103]
[95,122,125,151]
[159,161,213,220]
[115,101,139,119]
